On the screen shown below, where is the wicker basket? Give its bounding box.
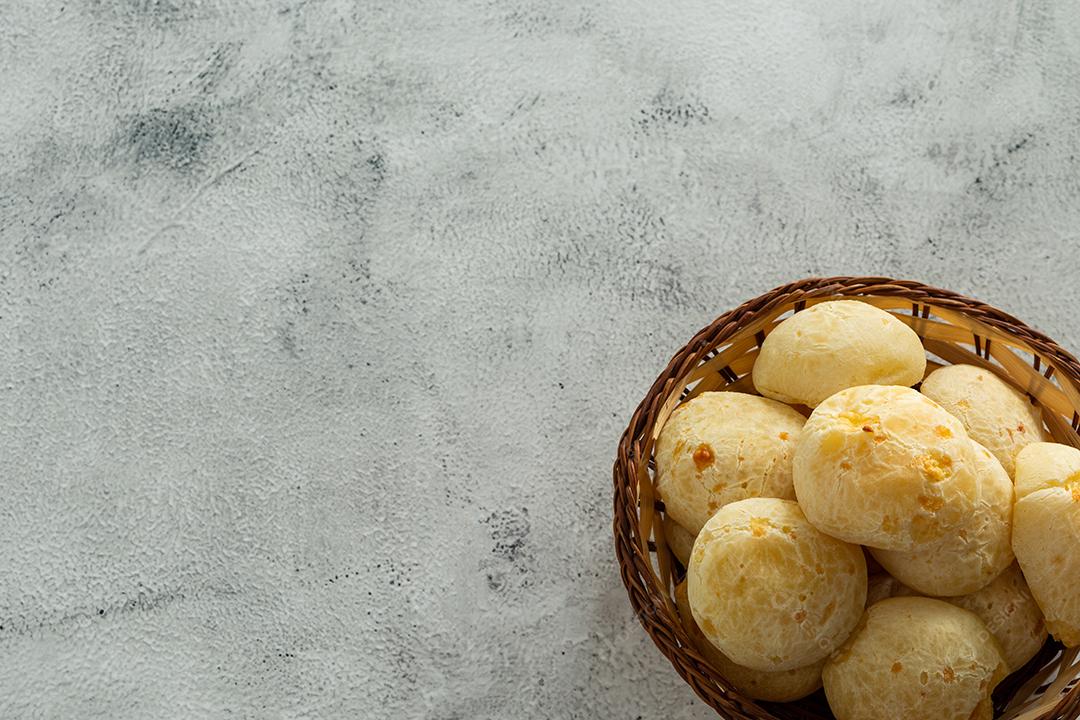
[613,277,1080,720]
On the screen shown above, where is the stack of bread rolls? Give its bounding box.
[657,300,1076,720]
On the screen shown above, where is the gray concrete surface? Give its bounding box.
[1,1,1079,718]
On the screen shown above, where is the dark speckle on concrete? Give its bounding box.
[970,133,1037,198]
[366,152,386,184]
[121,105,213,172]
[637,89,711,132]
[1006,135,1034,155]
[484,507,531,565]
[493,2,595,38]
[480,508,535,598]
[90,0,197,26]
[2,589,187,637]
[889,84,927,108]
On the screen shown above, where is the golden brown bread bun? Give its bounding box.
[823,597,1008,720]
[752,300,926,408]
[869,441,1013,596]
[655,391,805,534]
[920,364,1047,477]
[687,498,866,671]
[793,385,979,551]
[673,581,824,702]
[1012,442,1080,647]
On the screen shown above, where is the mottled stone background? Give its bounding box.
[1,1,1079,718]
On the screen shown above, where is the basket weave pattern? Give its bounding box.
[613,277,1080,720]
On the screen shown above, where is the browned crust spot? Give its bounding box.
[914,452,952,482]
[917,494,944,512]
[693,443,715,470]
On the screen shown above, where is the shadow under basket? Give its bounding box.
[612,277,1080,720]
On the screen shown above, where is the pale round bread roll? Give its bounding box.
[946,563,1048,672]
[687,497,866,671]
[823,597,1008,720]
[869,441,1014,596]
[655,391,805,534]
[920,364,1047,477]
[664,517,695,568]
[1012,442,1080,647]
[752,300,926,408]
[860,567,1047,672]
[674,581,824,702]
[794,385,979,551]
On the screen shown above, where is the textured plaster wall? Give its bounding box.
[1,1,1079,718]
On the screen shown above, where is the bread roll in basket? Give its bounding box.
[612,277,1080,720]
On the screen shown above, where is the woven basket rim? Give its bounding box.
[612,276,1080,720]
